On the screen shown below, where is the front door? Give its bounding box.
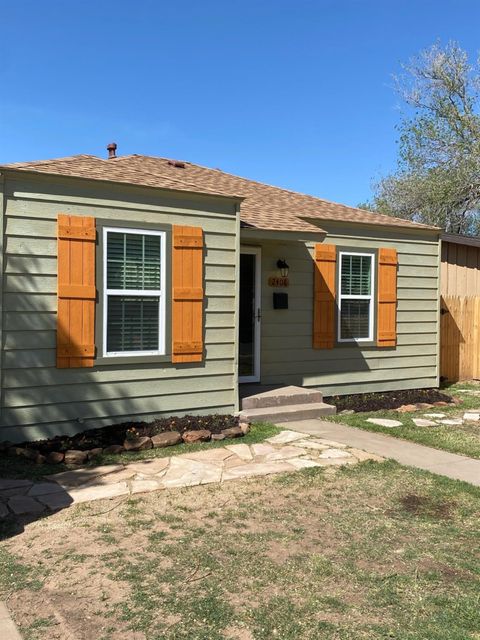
[239,247,261,382]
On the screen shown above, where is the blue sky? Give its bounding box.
[1,0,479,206]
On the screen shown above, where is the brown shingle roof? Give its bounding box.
[2,154,438,233]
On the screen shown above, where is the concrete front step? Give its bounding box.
[240,401,336,424]
[241,385,324,410]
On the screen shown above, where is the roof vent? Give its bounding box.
[167,159,185,169]
[107,142,117,159]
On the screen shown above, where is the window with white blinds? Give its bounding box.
[103,228,166,356]
[338,252,375,342]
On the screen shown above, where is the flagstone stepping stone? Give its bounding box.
[47,464,124,488]
[367,418,403,428]
[222,461,293,481]
[224,455,249,469]
[0,486,33,498]
[37,491,73,511]
[424,413,446,419]
[225,444,253,461]
[292,439,329,451]
[251,443,277,457]
[28,482,66,497]
[266,430,307,445]
[319,448,353,459]
[463,413,480,421]
[0,478,32,491]
[8,495,45,515]
[264,446,308,461]
[130,479,164,495]
[82,468,137,485]
[181,448,233,464]
[160,458,222,488]
[68,482,130,504]
[440,419,464,425]
[287,458,321,469]
[412,418,438,427]
[128,458,170,476]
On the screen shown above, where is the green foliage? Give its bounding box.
[371,42,480,234]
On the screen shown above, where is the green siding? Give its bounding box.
[252,222,440,396]
[1,173,239,442]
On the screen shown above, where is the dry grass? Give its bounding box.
[0,460,479,639]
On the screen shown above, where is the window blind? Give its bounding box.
[340,254,371,296]
[104,229,164,356]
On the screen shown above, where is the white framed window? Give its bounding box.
[103,227,166,357]
[338,252,375,343]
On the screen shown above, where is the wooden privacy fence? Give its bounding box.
[440,295,480,382]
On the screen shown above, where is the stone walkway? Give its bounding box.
[0,602,22,640]
[282,420,480,487]
[0,431,384,518]
[365,410,480,429]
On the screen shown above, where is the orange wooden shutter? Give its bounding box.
[57,214,96,368]
[377,248,398,347]
[313,244,336,349]
[172,225,204,363]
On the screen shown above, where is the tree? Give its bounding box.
[368,42,480,234]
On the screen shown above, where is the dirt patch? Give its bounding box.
[398,493,456,519]
[326,388,453,413]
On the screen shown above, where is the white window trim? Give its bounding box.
[338,251,375,343]
[102,226,166,357]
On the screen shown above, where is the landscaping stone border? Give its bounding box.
[0,431,384,517]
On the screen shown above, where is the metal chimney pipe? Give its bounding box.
[107,142,117,159]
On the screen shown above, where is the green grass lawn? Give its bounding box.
[0,422,281,481]
[1,461,479,639]
[328,382,480,459]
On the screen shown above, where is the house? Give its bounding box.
[440,232,480,382]
[0,147,441,442]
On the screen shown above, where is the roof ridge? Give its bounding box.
[0,152,439,232]
[134,155,431,229]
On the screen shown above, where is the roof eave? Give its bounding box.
[441,232,480,247]
[302,216,441,235]
[0,166,246,205]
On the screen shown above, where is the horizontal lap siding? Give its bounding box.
[256,226,440,396]
[2,176,239,442]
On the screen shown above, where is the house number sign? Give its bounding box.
[268,276,289,287]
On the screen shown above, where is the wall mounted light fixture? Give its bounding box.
[276,258,290,278]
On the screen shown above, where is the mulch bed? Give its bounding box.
[2,414,239,456]
[325,388,454,413]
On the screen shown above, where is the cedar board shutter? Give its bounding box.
[313,244,336,349]
[172,225,204,362]
[377,247,398,347]
[57,214,96,367]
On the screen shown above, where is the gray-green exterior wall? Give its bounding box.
[1,172,239,443]
[242,222,441,396]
